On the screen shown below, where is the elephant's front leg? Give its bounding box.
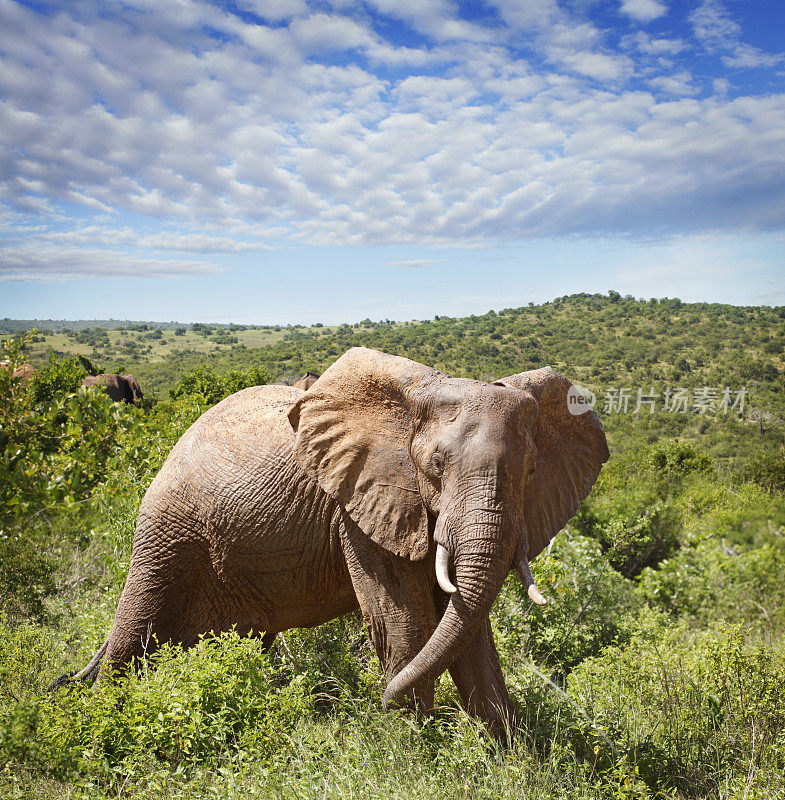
[447,615,515,740]
[340,520,438,711]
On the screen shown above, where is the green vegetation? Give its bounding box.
[1,293,783,799]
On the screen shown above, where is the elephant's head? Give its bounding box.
[287,347,608,707]
[122,375,143,404]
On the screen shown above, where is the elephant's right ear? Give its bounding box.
[288,347,434,561]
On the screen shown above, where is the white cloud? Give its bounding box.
[0,0,784,277]
[0,245,222,281]
[648,71,695,96]
[488,0,561,30]
[689,0,740,49]
[289,13,372,54]
[138,233,269,252]
[620,0,667,24]
[235,0,307,22]
[628,31,685,56]
[689,0,784,68]
[540,22,633,81]
[362,0,498,43]
[724,43,783,69]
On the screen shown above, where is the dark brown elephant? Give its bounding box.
[293,371,320,390]
[58,348,607,737]
[82,373,143,404]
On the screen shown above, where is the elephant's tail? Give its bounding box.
[49,637,110,691]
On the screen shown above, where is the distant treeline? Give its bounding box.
[0,319,187,333]
[7,292,785,467]
[5,291,784,334]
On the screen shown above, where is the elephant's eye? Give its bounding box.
[430,452,445,477]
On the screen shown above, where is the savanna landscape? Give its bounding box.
[2,292,784,800]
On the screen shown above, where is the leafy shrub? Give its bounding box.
[638,533,785,631]
[0,341,143,618]
[169,365,270,405]
[645,440,713,492]
[0,533,57,622]
[29,354,89,404]
[571,621,785,796]
[586,500,682,579]
[106,393,210,498]
[279,613,381,705]
[575,440,713,578]
[0,631,312,781]
[2,340,137,518]
[739,452,785,493]
[0,384,139,525]
[494,533,643,677]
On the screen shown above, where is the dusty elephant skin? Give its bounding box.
[82,373,143,404]
[57,347,608,738]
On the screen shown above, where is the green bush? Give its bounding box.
[106,393,209,498]
[169,365,270,405]
[0,384,139,525]
[0,631,312,782]
[279,613,382,705]
[739,452,785,493]
[494,532,643,677]
[646,439,713,490]
[29,354,89,404]
[575,440,714,578]
[0,533,57,622]
[637,532,785,630]
[571,620,785,796]
[0,340,142,619]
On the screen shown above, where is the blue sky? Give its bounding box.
[1,0,784,324]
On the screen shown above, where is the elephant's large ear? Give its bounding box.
[288,347,435,560]
[494,368,609,560]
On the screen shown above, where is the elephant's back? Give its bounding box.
[143,384,303,510]
[188,384,302,451]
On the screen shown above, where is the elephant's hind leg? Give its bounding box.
[97,543,222,679]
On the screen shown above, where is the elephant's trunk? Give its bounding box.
[382,513,513,708]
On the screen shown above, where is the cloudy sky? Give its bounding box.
[1,0,784,323]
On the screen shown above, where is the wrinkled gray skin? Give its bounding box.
[59,348,608,738]
[82,374,143,404]
[293,371,320,390]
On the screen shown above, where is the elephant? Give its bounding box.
[0,362,33,381]
[56,347,608,737]
[293,371,320,390]
[82,373,143,404]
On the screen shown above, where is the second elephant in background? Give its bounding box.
[82,374,143,404]
[293,371,320,390]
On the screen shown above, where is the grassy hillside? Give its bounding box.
[2,293,784,799]
[18,293,785,464]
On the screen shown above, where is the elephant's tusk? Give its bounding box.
[435,543,458,594]
[516,548,547,606]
